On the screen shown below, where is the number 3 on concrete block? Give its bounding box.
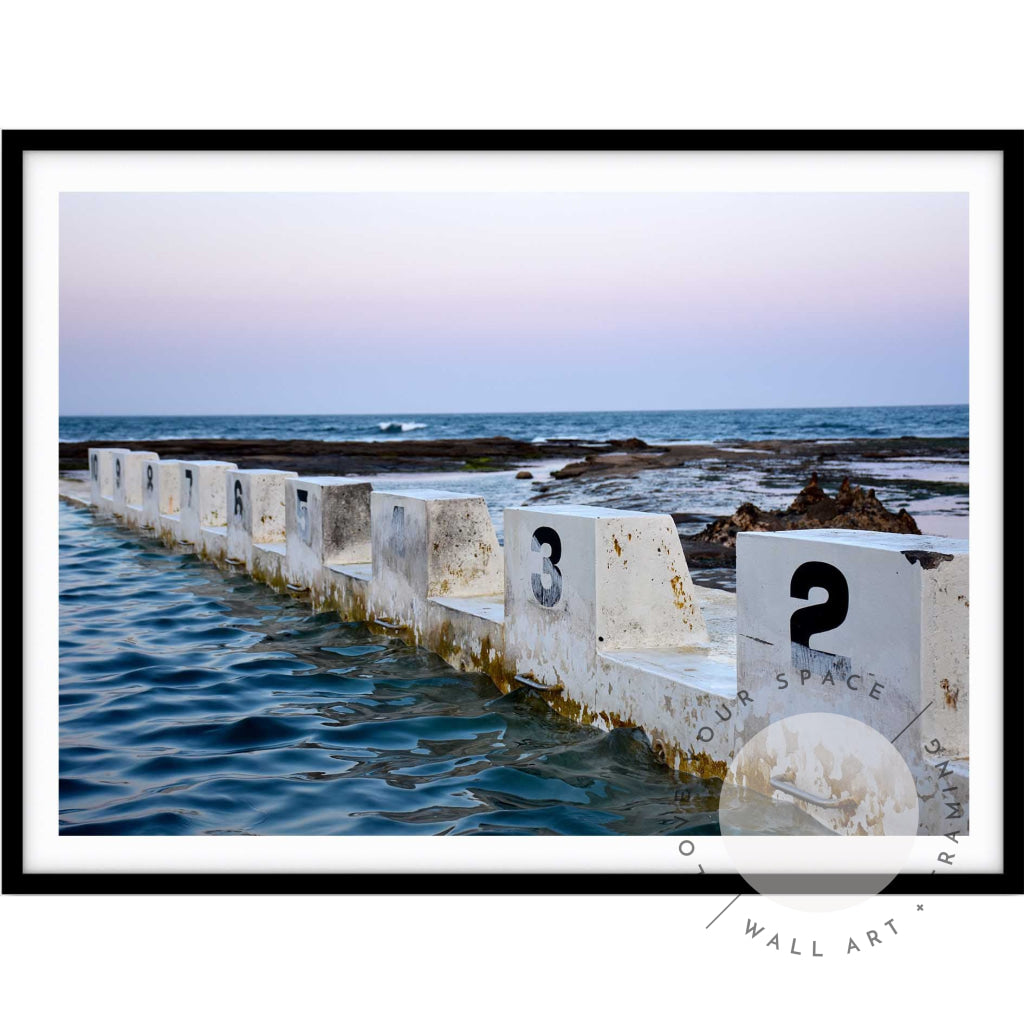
[531,526,563,608]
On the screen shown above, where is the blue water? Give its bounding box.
[59,506,720,836]
[60,405,968,444]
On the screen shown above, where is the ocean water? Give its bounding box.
[59,506,720,836]
[59,405,968,444]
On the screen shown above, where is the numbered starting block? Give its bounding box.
[66,439,976,812]
[225,469,297,573]
[284,478,373,608]
[503,505,737,772]
[88,448,131,512]
[368,490,505,668]
[159,460,237,550]
[142,459,182,531]
[736,529,969,834]
[110,449,159,527]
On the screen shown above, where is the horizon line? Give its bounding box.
[59,401,970,419]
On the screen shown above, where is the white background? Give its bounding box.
[3,2,1021,1020]
[20,146,1005,878]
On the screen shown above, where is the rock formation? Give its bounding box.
[688,476,920,549]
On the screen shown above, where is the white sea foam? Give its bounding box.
[378,421,428,433]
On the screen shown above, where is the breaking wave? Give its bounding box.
[378,421,428,434]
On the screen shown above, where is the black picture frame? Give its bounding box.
[4,129,1021,895]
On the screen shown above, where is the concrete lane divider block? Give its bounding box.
[226,469,298,573]
[77,456,755,781]
[504,504,709,662]
[145,459,183,536]
[425,592,506,677]
[88,449,102,505]
[167,460,237,551]
[368,490,504,661]
[88,448,131,512]
[503,505,738,775]
[111,450,159,526]
[736,529,969,834]
[285,478,373,605]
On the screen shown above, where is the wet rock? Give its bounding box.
[515,470,533,480]
[670,512,710,526]
[788,471,828,512]
[59,435,642,477]
[551,461,588,479]
[687,476,921,549]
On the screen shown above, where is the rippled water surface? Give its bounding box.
[59,505,720,836]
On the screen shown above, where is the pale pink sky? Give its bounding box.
[59,192,968,415]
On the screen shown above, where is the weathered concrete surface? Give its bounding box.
[426,594,506,678]
[111,450,159,512]
[321,562,373,622]
[285,477,373,603]
[503,505,737,775]
[110,450,159,528]
[143,459,183,533]
[252,542,289,593]
[87,450,104,505]
[199,526,228,563]
[88,448,131,513]
[736,529,968,834]
[368,490,505,674]
[158,511,182,545]
[226,469,298,571]
[176,460,237,547]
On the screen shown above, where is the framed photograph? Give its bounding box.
[5,130,1020,895]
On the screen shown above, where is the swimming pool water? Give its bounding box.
[59,505,721,836]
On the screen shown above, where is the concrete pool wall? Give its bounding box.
[63,449,970,836]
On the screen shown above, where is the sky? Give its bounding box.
[59,192,969,416]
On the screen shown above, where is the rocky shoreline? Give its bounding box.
[59,433,967,478]
[550,434,968,481]
[58,435,655,476]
